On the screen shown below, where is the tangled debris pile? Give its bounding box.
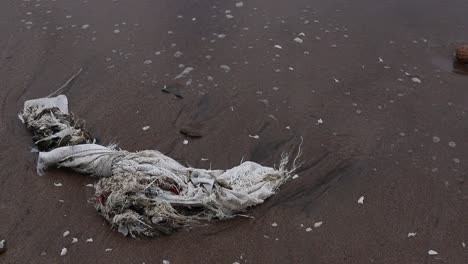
[20,95,300,237]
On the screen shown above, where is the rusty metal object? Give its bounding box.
[456,45,468,63]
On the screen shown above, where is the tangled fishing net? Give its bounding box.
[20,95,301,238]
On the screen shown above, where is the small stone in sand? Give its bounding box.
[143,60,152,65]
[0,240,6,254]
[407,232,416,237]
[314,221,323,228]
[428,250,438,256]
[60,248,67,256]
[183,140,189,145]
[54,182,63,187]
[86,238,93,242]
[235,2,243,7]
[81,24,90,30]
[220,65,231,72]
[432,136,440,143]
[411,77,421,83]
[294,37,303,43]
[63,231,70,237]
[448,141,456,148]
[113,29,120,34]
[71,238,78,243]
[305,227,312,232]
[357,196,365,204]
[271,222,278,227]
[142,126,150,131]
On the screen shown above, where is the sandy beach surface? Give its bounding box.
[1,0,468,263]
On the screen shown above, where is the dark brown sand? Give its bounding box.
[1,0,468,263]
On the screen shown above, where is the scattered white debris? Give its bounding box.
[407,232,417,237]
[427,250,438,256]
[294,37,303,43]
[235,2,243,7]
[105,248,113,252]
[292,174,299,179]
[274,45,282,49]
[86,238,93,242]
[305,227,312,232]
[58,200,64,203]
[201,158,209,161]
[314,221,323,228]
[174,67,194,79]
[174,51,183,58]
[142,126,150,131]
[448,141,456,148]
[317,118,323,124]
[271,222,278,227]
[113,29,120,34]
[378,58,383,63]
[249,135,259,139]
[462,242,466,248]
[333,78,340,83]
[143,60,152,65]
[217,34,226,39]
[162,260,170,264]
[411,77,421,83]
[71,238,78,244]
[86,184,94,187]
[81,24,90,30]
[220,65,231,73]
[54,182,63,187]
[432,136,440,143]
[226,14,234,19]
[183,140,189,145]
[60,248,68,256]
[63,231,70,237]
[357,196,365,204]
[298,32,306,37]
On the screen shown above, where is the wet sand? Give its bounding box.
[1,0,468,263]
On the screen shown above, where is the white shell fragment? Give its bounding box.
[235,2,243,7]
[81,24,90,30]
[317,118,323,124]
[71,238,78,243]
[54,182,63,187]
[271,222,278,227]
[60,248,68,256]
[220,65,231,73]
[357,196,365,204]
[105,248,113,252]
[313,221,323,228]
[294,37,303,43]
[305,227,312,232]
[411,77,421,83]
[86,238,93,242]
[63,231,70,237]
[407,232,417,237]
[248,135,259,139]
[428,250,438,256]
[292,174,299,179]
[182,140,189,145]
[143,60,152,65]
[274,45,282,49]
[142,126,150,131]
